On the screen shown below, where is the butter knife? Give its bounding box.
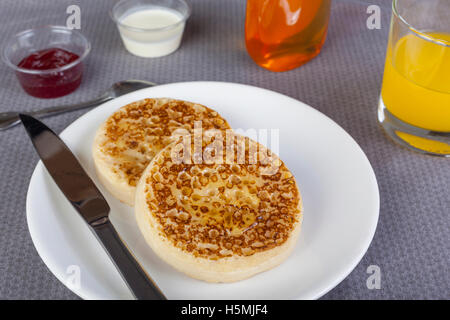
[20,114,166,300]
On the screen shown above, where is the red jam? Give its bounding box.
[16,48,83,98]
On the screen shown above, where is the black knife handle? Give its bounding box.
[92,220,167,300]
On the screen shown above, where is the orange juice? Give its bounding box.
[381,32,450,132]
[245,0,331,72]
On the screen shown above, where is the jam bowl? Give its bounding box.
[2,25,91,98]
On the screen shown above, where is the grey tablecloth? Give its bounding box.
[0,0,448,300]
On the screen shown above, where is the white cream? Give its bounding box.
[118,7,186,58]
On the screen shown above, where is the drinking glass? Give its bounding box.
[378,0,450,157]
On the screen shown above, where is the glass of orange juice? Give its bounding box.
[379,0,450,157]
[245,0,331,72]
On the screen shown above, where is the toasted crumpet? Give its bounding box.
[92,98,231,206]
[135,131,302,282]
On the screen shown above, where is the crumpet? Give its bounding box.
[135,131,302,282]
[92,98,231,206]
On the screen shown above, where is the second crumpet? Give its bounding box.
[135,131,303,282]
[92,98,231,206]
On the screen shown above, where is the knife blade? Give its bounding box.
[20,114,166,300]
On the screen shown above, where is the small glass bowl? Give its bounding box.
[111,0,191,58]
[2,25,91,98]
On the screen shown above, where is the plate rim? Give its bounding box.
[26,80,380,300]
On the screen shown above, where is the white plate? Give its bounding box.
[26,81,379,300]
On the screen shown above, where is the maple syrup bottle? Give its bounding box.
[245,0,331,72]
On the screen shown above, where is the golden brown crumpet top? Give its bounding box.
[142,132,302,260]
[93,98,231,205]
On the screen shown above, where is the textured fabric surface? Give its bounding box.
[0,0,448,300]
